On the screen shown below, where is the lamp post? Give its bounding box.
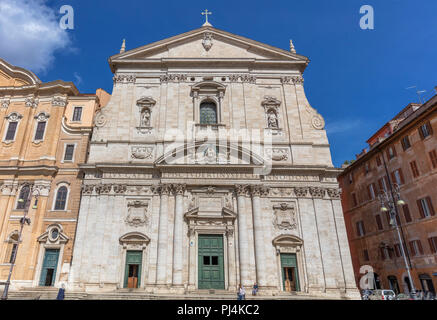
[1,183,39,300]
[378,183,416,295]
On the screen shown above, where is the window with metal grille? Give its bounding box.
[64,144,75,161]
[199,102,217,124]
[5,122,17,140]
[34,121,46,140]
[54,186,68,210]
[72,106,82,121]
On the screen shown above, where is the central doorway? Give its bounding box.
[280,253,300,292]
[198,234,225,289]
[124,250,142,288]
[39,249,60,286]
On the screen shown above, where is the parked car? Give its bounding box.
[361,289,373,300]
[396,293,413,300]
[368,289,396,300]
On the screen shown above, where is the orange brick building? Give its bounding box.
[339,91,437,294]
[0,58,109,290]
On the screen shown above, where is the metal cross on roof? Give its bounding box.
[201,9,212,27]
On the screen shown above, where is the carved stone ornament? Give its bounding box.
[273,203,297,230]
[160,74,188,82]
[202,32,213,51]
[280,76,304,85]
[52,96,67,107]
[5,112,23,122]
[311,114,325,130]
[1,99,10,108]
[309,187,326,198]
[125,200,149,227]
[265,148,289,161]
[25,97,38,108]
[327,188,341,199]
[293,187,309,198]
[34,112,50,122]
[95,111,107,127]
[131,146,154,159]
[113,74,136,84]
[228,74,256,83]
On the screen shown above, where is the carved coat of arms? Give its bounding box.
[125,200,149,227]
[273,203,297,230]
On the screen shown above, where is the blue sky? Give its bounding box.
[1,0,436,167]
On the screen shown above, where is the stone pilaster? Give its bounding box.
[235,184,251,287]
[249,185,269,288]
[156,183,172,285]
[172,183,186,286]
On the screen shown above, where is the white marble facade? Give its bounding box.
[69,26,359,298]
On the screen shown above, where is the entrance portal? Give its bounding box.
[124,251,142,288]
[198,234,225,289]
[280,253,300,292]
[39,249,60,286]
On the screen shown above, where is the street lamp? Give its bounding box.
[378,183,416,295]
[1,183,39,300]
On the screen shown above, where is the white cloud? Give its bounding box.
[73,72,82,85]
[0,0,71,73]
[325,119,362,135]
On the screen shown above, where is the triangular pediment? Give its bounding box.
[110,26,308,64]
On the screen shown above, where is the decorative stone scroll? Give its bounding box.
[52,96,67,107]
[327,188,341,199]
[25,96,38,108]
[309,187,326,198]
[1,99,10,108]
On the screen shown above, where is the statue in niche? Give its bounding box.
[267,110,279,128]
[140,108,151,127]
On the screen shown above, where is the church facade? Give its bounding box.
[69,25,359,298]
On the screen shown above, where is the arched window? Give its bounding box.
[16,186,30,210]
[199,101,217,124]
[4,232,19,263]
[54,186,68,210]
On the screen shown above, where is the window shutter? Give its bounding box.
[362,222,366,235]
[426,197,435,216]
[428,238,435,253]
[417,200,425,218]
[418,126,425,139]
[409,242,416,256]
[399,169,405,184]
[427,121,433,135]
[391,172,396,185]
[403,204,412,222]
[417,241,424,255]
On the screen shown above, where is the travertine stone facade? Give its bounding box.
[0,58,108,290]
[69,26,359,298]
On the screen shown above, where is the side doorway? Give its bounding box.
[280,253,300,292]
[124,250,142,288]
[39,249,60,286]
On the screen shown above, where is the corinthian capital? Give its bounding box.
[173,183,186,195]
[234,184,248,196]
[249,185,270,197]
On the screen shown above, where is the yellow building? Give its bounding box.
[0,58,109,290]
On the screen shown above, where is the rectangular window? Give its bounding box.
[367,184,376,200]
[72,106,83,121]
[378,177,388,192]
[402,204,412,223]
[34,121,46,140]
[387,146,397,159]
[376,155,382,167]
[428,237,437,254]
[380,247,387,260]
[5,122,17,140]
[417,197,435,218]
[352,193,358,207]
[401,136,411,151]
[410,161,420,178]
[9,243,18,264]
[391,169,404,185]
[418,121,433,139]
[394,244,402,257]
[375,214,383,230]
[409,240,424,256]
[64,144,75,161]
[363,249,370,261]
[356,221,365,237]
[429,150,437,169]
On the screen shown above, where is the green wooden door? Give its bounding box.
[39,249,60,286]
[198,235,225,289]
[280,253,300,291]
[124,250,142,288]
